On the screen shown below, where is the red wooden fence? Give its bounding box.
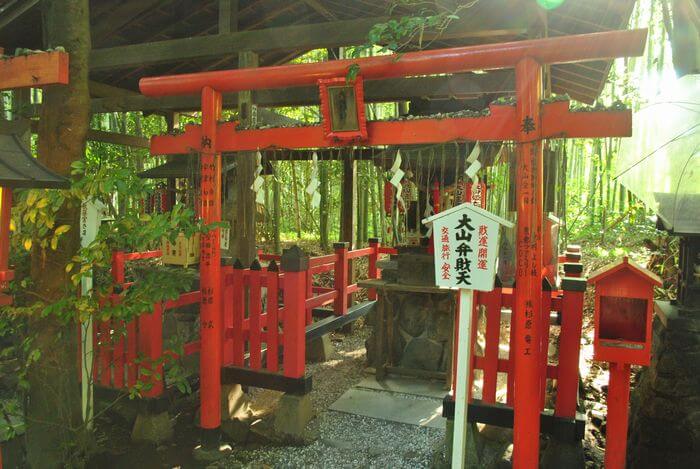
[90,250,201,397]
[454,248,586,418]
[92,241,394,395]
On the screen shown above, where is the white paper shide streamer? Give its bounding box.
[465,142,482,185]
[250,150,265,205]
[389,149,405,210]
[306,151,321,208]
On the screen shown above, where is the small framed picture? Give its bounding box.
[319,76,367,142]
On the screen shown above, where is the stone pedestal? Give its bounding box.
[365,248,456,382]
[273,393,314,441]
[306,334,333,363]
[627,302,700,468]
[131,410,174,444]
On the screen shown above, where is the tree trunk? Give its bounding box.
[27,1,91,466]
[230,51,258,265]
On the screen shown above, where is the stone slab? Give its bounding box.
[355,376,447,399]
[329,387,445,429]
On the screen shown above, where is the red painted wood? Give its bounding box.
[249,269,262,370]
[199,86,223,429]
[151,108,519,155]
[98,320,112,387]
[540,287,552,409]
[305,269,313,325]
[126,321,137,387]
[507,300,516,407]
[555,287,585,418]
[482,287,503,404]
[231,267,244,366]
[282,270,306,378]
[113,320,125,389]
[148,303,164,397]
[605,362,632,469]
[266,269,280,372]
[467,295,479,402]
[222,270,234,366]
[0,51,69,91]
[512,57,544,467]
[140,30,647,96]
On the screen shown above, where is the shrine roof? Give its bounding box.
[588,257,663,287]
[1,0,637,105]
[0,131,70,189]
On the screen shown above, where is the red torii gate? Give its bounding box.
[140,29,647,467]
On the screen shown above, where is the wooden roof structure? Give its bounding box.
[0,0,637,113]
[0,128,69,188]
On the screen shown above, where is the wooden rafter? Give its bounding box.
[90,11,533,71]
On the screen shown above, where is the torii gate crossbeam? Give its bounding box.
[140,29,647,467]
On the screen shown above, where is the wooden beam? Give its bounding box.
[23,120,149,148]
[90,6,532,71]
[89,80,138,98]
[86,129,150,148]
[0,51,69,91]
[90,70,515,113]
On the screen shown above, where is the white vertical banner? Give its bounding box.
[423,203,512,469]
[79,199,109,429]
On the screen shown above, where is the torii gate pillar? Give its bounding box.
[513,57,544,467]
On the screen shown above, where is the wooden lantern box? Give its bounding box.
[588,257,662,366]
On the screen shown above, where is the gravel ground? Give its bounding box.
[220,318,446,468]
[222,411,444,468]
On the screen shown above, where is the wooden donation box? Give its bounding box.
[589,257,660,366]
[588,257,661,469]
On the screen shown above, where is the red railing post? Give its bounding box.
[540,278,553,409]
[231,259,245,366]
[368,237,381,300]
[482,277,503,404]
[266,260,280,372]
[281,246,309,378]
[333,242,349,316]
[111,251,126,388]
[554,276,587,418]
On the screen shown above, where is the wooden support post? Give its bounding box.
[218,0,239,34]
[555,277,586,418]
[368,237,380,300]
[340,155,357,309]
[228,50,258,264]
[605,362,632,469]
[199,86,223,435]
[333,242,349,316]
[281,246,309,378]
[513,56,543,468]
